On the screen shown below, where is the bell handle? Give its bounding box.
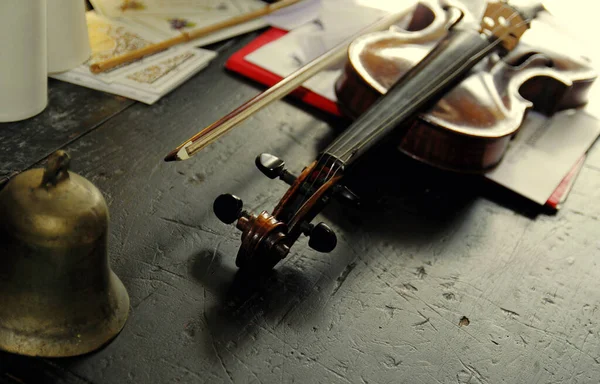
[41,150,71,188]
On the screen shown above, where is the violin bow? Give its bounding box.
[163,6,414,162]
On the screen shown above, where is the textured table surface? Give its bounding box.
[2,9,600,384]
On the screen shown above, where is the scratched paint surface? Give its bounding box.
[0,79,134,181]
[2,7,600,384]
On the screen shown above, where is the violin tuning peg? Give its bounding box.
[334,186,360,207]
[255,153,297,185]
[255,153,284,179]
[213,194,244,224]
[306,222,337,253]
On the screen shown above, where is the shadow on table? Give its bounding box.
[185,131,548,359]
[0,351,86,384]
[328,130,545,221]
[188,247,318,358]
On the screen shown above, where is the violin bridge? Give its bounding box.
[480,1,528,51]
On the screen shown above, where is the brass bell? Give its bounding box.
[0,150,129,357]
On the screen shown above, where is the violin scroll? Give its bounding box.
[214,193,291,269]
[214,153,350,270]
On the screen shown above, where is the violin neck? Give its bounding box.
[324,28,500,166]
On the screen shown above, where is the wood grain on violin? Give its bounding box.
[211,0,596,271]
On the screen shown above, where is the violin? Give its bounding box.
[335,0,597,172]
[212,0,597,271]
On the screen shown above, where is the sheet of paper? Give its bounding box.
[244,1,400,101]
[50,11,218,104]
[264,0,322,30]
[92,0,269,47]
[485,110,600,205]
[353,0,426,13]
[52,69,164,105]
[121,11,268,46]
[244,23,336,101]
[52,48,215,104]
[110,47,215,95]
[90,0,261,17]
[85,12,178,83]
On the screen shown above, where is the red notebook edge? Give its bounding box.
[545,154,586,210]
[224,27,342,117]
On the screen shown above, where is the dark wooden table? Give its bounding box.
[2,24,600,384]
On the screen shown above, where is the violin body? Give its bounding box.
[335,1,597,172]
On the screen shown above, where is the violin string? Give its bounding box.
[311,154,341,202]
[302,124,349,203]
[291,153,332,217]
[324,2,522,158]
[322,155,339,185]
[331,6,533,163]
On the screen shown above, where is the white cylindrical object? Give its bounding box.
[47,0,91,74]
[0,1,48,122]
